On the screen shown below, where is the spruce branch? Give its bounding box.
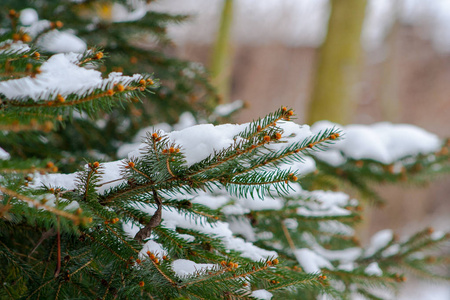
[0,185,88,224]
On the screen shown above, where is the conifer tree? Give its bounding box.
[1,3,449,300]
[0,0,216,170]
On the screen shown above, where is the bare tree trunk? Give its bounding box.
[307,0,367,125]
[210,0,234,105]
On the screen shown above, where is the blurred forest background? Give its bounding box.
[149,0,450,244]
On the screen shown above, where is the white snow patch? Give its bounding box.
[132,123,172,143]
[173,112,198,131]
[338,262,355,271]
[110,3,148,23]
[19,8,39,26]
[251,289,273,300]
[311,121,441,165]
[221,204,250,215]
[278,156,316,176]
[139,240,167,259]
[294,248,333,273]
[178,234,195,242]
[431,231,445,240]
[171,259,217,278]
[0,41,31,55]
[214,100,244,117]
[37,30,87,53]
[97,161,127,194]
[192,193,229,210]
[122,203,276,261]
[0,147,10,160]
[0,53,144,101]
[167,123,247,166]
[365,262,383,276]
[314,246,362,264]
[382,244,400,257]
[223,236,277,261]
[228,217,256,242]
[29,172,79,191]
[236,195,284,211]
[365,229,393,257]
[297,190,352,217]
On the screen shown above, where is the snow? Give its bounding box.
[251,289,273,300]
[278,156,316,176]
[171,259,217,278]
[382,244,400,257]
[314,245,362,264]
[311,121,441,166]
[0,52,144,101]
[213,100,244,117]
[431,231,446,240]
[29,172,78,191]
[19,8,39,26]
[283,218,299,230]
[37,30,87,53]
[23,20,52,38]
[313,150,347,167]
[221,204,250,216]
[34,193,79,211]
[167,123,247,166]
[0,41,31,55]
[177,234,195,242]
[0,147,10,160]
[122,203,277,261]
[223,236,277,261]
[29,161,125,195]
[294,248,333,273]
[125,120,316,180]
[173,112,198,131]
[364,229,393,257]
[228,217,256,241]
[319,221,355,236]
[235,195,284,211]
[191,193,229,210]
[297,206,350,217]
[296,190,353,217]
[364,262,383,276]
[110,3,148,23]
[338,262,355,271]
[140,240,167,259]
[97,161,127,194]
[22,112,445,276]
[132,123,172,143]
[19,7,86,53]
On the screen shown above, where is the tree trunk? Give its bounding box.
[210,0,234,105]
[307,0,367,125]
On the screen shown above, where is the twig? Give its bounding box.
[134,190,162,242]
[0,186,86,223]
[281,221,296,252]
[28,228,56,257]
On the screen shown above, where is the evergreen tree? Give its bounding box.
[0,0,216,171]
[1,3,449,300]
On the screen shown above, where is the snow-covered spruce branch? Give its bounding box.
[1,5,449,299]
[8,107,444,298]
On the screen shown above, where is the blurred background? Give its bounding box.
[148,0,450,245]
